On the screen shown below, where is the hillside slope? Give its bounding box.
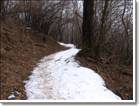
[0,19,66,100]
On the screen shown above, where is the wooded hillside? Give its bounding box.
[0,0,133,100]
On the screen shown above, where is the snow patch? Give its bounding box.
[25,43,121,101]
[8,94,15,100]
[58,42,75,48]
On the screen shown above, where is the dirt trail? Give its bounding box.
[24,44,121,101]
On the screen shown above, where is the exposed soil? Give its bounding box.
[0,19,66,100]
[76,51,133,100]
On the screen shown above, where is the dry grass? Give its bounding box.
[76,51,133,100]
[0,19,66,100]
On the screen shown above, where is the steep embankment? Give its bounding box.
[0,19,66,100]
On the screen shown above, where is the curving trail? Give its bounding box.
[24,42,121,101]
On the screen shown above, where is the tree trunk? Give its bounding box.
[82,0,94,56]
[0,0,5,19]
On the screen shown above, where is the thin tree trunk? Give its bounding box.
[122,0,129,63]
[97,0,109,57]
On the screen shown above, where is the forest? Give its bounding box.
[0,0,133,101]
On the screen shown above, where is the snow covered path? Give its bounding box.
[24,43,121,101]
